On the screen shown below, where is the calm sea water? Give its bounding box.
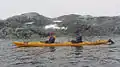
[0,36,120,67]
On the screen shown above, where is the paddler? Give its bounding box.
[71,29,83,43]
[45,32,56,43]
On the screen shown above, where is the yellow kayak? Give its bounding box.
[13,39,114,47]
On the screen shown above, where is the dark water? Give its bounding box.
[0,36,120,67]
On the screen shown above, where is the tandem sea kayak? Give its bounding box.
[13,39,114,47]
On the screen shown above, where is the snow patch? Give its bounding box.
[45,24,67,30]
[61,27,67,29]
[25,22,34,25]
[53,20,62,23]
[45,24,59,29]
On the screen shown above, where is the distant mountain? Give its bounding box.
[5,12,52,28]
[0,12,120,38]
[53,14,120,35]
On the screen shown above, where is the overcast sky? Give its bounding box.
[0,0,120,19]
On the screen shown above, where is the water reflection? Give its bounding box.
[74,46,83,55]
[49,47,56,52]
[66,46,84,66]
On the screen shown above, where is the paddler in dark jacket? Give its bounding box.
[46,32,56,43]
[71,29,82,43]
[76,33,82,43]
